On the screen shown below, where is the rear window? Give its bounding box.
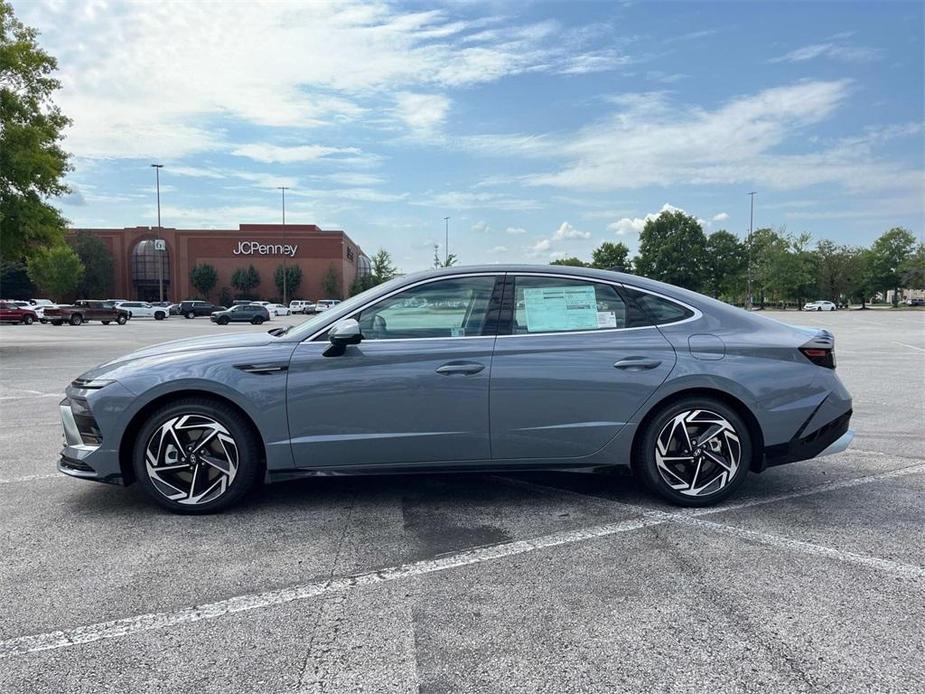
[622,287,694,325]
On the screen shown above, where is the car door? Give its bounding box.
[489,274,678,461]
[0,302,12,321]
[286,274,502,469]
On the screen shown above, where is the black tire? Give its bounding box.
[132,398,262,514]
[116,314,127,325]
[633,397,752,507]
[155,311,165,320]
[186,311,196,319]
[102,321,110,325]
[51,319,63,326]
[217,316,229,325]
[40,319,47,324]
[69,314,83,326]
[251,316,264,325]
[22,315,34,325]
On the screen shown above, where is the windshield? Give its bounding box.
[284,275,409,340]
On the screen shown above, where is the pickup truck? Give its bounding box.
[44,300,130,326]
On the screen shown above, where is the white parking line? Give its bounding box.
[892,341,925,352]
[2,461,924,659]
[0,473,61,485]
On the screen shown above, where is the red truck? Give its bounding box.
[0,301,38,324]
[44,300,130,326]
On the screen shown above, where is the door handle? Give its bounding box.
[613,357,662,371]
[436,362,485,376]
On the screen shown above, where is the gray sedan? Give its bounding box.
[58,266,853,513]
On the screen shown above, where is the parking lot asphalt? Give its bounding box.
[0,310,923,693]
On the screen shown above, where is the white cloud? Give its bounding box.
[414,191,542,211]
[531,238,552,253]
[490,245,509,253]
[712,212,730,222]
[505,226,527,235]
[393,92,450,136]
[552,221,591,240]
[18,1,633,159]
[323,172,385,186]
[232,144,361,164]
[472,221,491,233]
[608,203,690,235]
[769,42,879,64]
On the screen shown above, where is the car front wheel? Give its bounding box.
[634,397,751,507]
[22,315,34,325]
[69,314,83,326]
[186,311,196,319]
[251,316,264,325]
[116,314,127,325]
[217,316,229,325]
[155,311,165,320]
[132,398,262,514]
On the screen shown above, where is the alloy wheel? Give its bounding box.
[654,409,741,497]
[144,414,239,505]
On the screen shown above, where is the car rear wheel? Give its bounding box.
[69,314,83,326]
[155,311,165,320]
[51,319,62,326]
[132,399,262,514]
[634,397,751,507]
[186,311,196,319]
[251,316,264,325]
[22,315,34,325]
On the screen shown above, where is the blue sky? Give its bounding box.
[17,0,924,271]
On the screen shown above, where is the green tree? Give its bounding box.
[432,245,458,268]
[868,227,917,305]
[634,210,708,290]
[26,243,83,300]
[371,249,398,283]
[68,230,113,298]
[591,241,631,271]
[550,256,587,267]
[0,259,34,298]
[847,248,876,308]
[747,227,789,308]
[231,264,260,299]
[704,231,745,301]
[899,243,925,291]
[815,240,858,305]
[0,2,71,259]
[321,265,341,299]
[190,263,218,300]
[274,264,302,301]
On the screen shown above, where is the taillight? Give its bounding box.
[800,347,835,369]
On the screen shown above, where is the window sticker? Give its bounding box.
[522,285,598,332]
[597,311,617,328]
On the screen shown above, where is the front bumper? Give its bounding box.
[58,383,134,485]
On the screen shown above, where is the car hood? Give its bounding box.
[102,331,278,366]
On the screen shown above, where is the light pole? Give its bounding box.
[443,216,450,265]
[746,191,757,311]
[151,164,164,302]
[277,186,289,305]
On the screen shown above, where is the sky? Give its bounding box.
[15,0,925,271]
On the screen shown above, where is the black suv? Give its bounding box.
[209,303,271,325]
[178,300,225,318]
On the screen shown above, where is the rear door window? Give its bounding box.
[621,287,694,325]
[510,276,628,334]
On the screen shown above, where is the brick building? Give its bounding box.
[69,223,370,303]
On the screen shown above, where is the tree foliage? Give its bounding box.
[26,243,83,300]
[231,264,260,298]
[704,230,745,301]
[867,227,917,304]
[0,1,71,259]
[634,210,708,290]
[274,264,302,301]
[190,263,218,299]
[321,265,341,299]
[433,245,458,268]
[0,259,33,298]
[68,230,113,298]
[900,243,925,291]
[371,249,398,282]
[591,241,631,271]
[549,256,587,267]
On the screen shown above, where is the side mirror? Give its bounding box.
[324,318,362,357]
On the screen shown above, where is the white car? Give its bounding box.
[115,301,170,320]
[266,303,291,317]
[314,299,341,312]
[289,300,315,314]
[28,299,58,322]
[803,300,836,312]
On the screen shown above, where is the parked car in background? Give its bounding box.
[44,300,129,326]
[0,301,38,324]
[115,301,169,320]
[803,300,836,311]
[289,300,315,314]
[179,300,225,318]
[28,299,58,323]
[266,303,290,316]
[905,298,925,307]
[209,303,271,325]
[314,299,341,312]
[152,301,180,315]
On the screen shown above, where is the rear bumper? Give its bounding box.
[763,409,853,468]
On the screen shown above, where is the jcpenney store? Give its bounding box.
[70,223,370,302]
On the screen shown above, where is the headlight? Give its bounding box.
[70,378,115,390]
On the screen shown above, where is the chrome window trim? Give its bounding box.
[302,272,505,343]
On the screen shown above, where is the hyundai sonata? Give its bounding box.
[58,266,853,513]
